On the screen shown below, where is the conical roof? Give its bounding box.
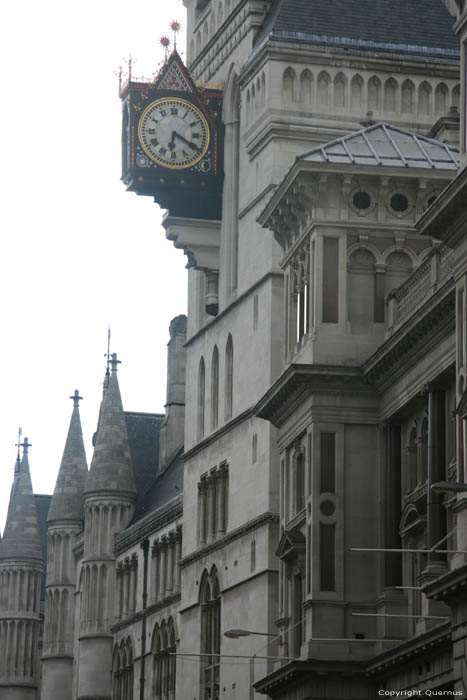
[85,355,136,498]
[47,391,88,523]
[0,439,43,562]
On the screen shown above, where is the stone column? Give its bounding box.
[159,538,167,600]
[198,481,207,547]
[384,424,402,587]
[166,534,174,595]
[151,542,160,603]
[427,387,447,566]
[174,528,182,592]
[129,554,137,614]
[216,471,226,538]
[123,560,130,617]
[207,477,217,543]
[116,563,123,620]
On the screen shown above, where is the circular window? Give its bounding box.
[320,500,335,516]
[352,191,371,211]
[390,193,409,213]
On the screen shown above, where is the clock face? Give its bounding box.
[138,97,210,170]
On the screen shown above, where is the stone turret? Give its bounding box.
[158,315,187,473]
[0,439,43,700]
[42,391,88,700]
[77,355,136,700]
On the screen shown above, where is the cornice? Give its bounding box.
[254,658,366,694]
[365,622,450,676]
[180,511,279,568]
[254,364,373,427]
[111,592,181,633]
[422,562,467,603]
[416,165,467,244]
[114,498,182,555]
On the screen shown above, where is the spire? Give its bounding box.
[85,354,136,498]
[0,438,42,562]
[47,390,88,523]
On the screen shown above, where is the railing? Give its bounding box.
[387,245,454,331]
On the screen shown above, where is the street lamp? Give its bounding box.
[431,481,467,494]
[224,629,276,639]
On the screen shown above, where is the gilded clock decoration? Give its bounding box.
[138,97,210,170]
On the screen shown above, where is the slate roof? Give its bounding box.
[125,411,164,503]
[254,0,459,59]
[132,446,184,524]
[300,123,460,170]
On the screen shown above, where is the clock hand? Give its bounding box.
[167,131,176,150]
[172,130,201,152]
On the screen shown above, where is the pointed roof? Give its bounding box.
[47,391,88,523]
[154,49,196,94]
[85,355,136,499]
[0,439,43,562]
[300,123,459,170]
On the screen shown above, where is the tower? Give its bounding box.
[41,391,88,700]
[76,355,137,700]
[0,439,43,700]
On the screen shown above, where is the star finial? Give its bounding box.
[170,20,181,52]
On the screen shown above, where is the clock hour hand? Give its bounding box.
[167,131,176,150]
[172,130,201,152]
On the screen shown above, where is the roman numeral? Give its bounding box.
[192,133,200,139]
[171,107,178,115]
[159,147,167,155]
[182,150,188,157]
[150,137,159,146]
[189,121,197,127]
[160,109,167,117]
[148,128,155,135]
[171,151,177,159]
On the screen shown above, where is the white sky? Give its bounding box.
[0,1,189,531]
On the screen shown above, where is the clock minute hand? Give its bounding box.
[172,130,201,152]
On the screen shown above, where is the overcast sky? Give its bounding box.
[0,1,189,531]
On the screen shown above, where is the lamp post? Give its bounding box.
[431,481,467,494]
[224,629,277,700]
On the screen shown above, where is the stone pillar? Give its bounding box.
[207,477,216,543]
[123,560,130,617]
[174,528,182,592]
[198,481,207,547]
[159,539,167,600]
[384,424,402,587]
[129,554,137,614]
[216,471,226,538]
[152,542,160,603]
[166,534,174,595]
[427,388,447,567]
[116,564,123,620]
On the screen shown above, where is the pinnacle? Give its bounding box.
[0,442,43,562]
[85,360,136,498]
[47,392,88,523]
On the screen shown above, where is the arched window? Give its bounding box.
[351,74,363,112]
[435,83,448,116]
[211,346,219,430]
[198,357,205,440]
[282,67,296,102]
[152,618,177,700]
[294,449,305,513]
[225,335,233,420]
[334,73,346,109]
[317,71,330,106]
[418,81,431,116]
[112,638,134,700]
[200,568,221,700]
[368,76,381,111]
[384,78,397,112]
[401,79,415,113]
[299,70,313,104]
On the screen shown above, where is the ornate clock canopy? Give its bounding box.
[120,51,223,220]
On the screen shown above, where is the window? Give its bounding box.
[112,638,134,700]
[197,463,229,547]
[200,568,221,700]
[152,618,176,700]
[225,335,233,420]
[211,346,219,430]
[198,357,205,440]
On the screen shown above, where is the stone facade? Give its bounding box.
[2,1,467,699]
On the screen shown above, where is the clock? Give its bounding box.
[138,97,210,170]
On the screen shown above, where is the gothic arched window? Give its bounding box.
[198,357,206,440]
[225,335,233,421]
[200,568,221,700]
[211,345,219,430]
[112,638,134,700]
[152,618,176,700]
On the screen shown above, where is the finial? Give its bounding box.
[160,35,170,62]
[20,437,31,456]
[15,426,22,473]
[110,353,121,373]
[128,55,132,81]
[104,327,111,387]
[170,20,181,52]
[70,389,83,408]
